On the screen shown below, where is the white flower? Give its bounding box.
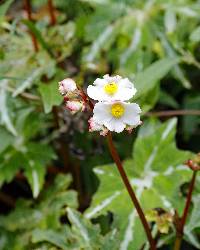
[92,101,141,133]
[66,100,84,114]
[87,74,136,102]
[58,78,77,95]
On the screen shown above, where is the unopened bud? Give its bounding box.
[58,78,77,95]
[66,100,84,114]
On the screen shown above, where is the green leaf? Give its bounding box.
[0,174,78,249]
[0,80,17,136]
[164,9,177,34]
[0,0,14,24]
[24,161,45,198]
[12,68,42,97]
[0,142,55,195]
[85,118,193,250]
[134,57,180,98]
[158,90,179,109]
[0,126,13,153]
[39,81,62,113]
[32,229,69,250]
[190,26,200,42]
[0,152,26,186]
[67,208,119,250]
[158,32,191,89]
[31,208,119,250]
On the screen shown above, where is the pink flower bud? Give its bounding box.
[88,117,108,136]
[66,100,84,114]
[58,78,77,95]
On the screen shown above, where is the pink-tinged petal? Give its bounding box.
[58,78,77,95]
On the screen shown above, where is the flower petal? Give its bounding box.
[122,103,141,126]
[93,78,107,86]
[87,85,105,100]
[104,118,126,133]
[93,102,112,124]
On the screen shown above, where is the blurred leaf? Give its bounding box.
[0,0,14,24]
[158,32,191,88]
[22,20,53,57]
[0,142,55,194]
[135,57,180,98]
[12,68,42,97]
[138,84,159,113]
[0,175,77,231]
[0,126,13,153]
[164,9,177,34]
[39,81,62,113]
[190,26,200,42]
[0,80,17,136]
[158,90,179,109]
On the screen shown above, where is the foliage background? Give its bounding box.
[0,0,200,249]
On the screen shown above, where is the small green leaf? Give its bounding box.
[39,81,62,113]
[24,161,45,198]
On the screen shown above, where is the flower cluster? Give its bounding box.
[58,75,142,134]
[58,78,85,114]
[87,74,142,134]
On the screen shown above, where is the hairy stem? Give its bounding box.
[107,132,156,250]
[174,171,197,250]
[24,0,39,52]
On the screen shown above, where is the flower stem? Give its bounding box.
[146,109,200,117]
[48,0,56,26]
[174,171,197,250]
[107,132,156,250]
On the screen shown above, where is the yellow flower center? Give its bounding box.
[111,103,125,118]
[104,82,118,95]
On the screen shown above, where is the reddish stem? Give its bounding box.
[174,171,197,250]
[24,0,39,52]
[146,109,200,117]
[107,132,156,250]
[48,0,56,25]
[78,88,94,110]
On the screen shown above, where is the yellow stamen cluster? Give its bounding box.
[111,103,125,118]
[104,82,118,95]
